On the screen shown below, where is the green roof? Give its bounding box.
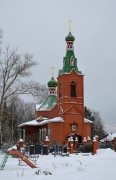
[65,32,75,42]
[59,50,82,75]
[47,77,57,88]
[38,95,57,110]
[59,32,82,75]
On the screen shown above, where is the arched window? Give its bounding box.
[70,56,74,66]
[70,81,76,97]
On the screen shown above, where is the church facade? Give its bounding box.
[19,31,92,145]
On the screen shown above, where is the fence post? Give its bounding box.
[75,137,78,152]
[83,137,87,146]
[92,137,97,154]
[114,137,116,152]
[95,135,99,150]
[44,136,49,146]
[67,138,70,149]
[87,136,91,144]
[69,137,74,154]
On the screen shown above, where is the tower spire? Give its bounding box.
[58,26,82,75]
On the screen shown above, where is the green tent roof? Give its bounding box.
[59,32,82,75]
[38,95,57,110]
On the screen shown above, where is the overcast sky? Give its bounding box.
[0,0,116,133]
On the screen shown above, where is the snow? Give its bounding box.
[106,133,116,141]
[19,117,64,127]
[35,104,42,110]
[84,118,93,124]
[19,117,91,127]
[0,148,116,180]
[101,133,116,142]
[7,145,17,151]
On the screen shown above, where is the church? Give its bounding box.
[19,30,92,145]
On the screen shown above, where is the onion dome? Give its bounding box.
[65,32,75,42]
[47,77,57,88]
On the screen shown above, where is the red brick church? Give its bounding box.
[19,31,92,145]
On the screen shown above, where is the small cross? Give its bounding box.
[68,20,72,32]
[51,66,54,77]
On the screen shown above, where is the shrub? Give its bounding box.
[78,144,93,153]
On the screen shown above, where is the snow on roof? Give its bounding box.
[84,118,93,124]
[101,133,116,142]
[19,117,92,127]
[35,104,42,110]
[18,117,64,127]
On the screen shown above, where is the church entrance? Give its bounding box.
[68,133,82,149]
[68,133,82,143]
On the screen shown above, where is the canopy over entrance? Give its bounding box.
[68,133,82,143]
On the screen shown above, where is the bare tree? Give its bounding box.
[0,28,2,52]
[0,46,36,146]
[7,96,36,143]
[29,82,48,103]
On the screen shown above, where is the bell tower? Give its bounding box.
[57,30,84,137]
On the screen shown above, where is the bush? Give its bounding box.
[78,144,93,153]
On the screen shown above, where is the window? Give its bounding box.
[59,83,62,97]
[70,81,76,97]
[70,56,74,66]
[71,124,77,132]
[70,122,78,132]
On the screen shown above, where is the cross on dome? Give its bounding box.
[68,20,72,32]
[51,66,54,77]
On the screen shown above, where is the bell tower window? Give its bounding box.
[70,56,74,66]
[59,83,62,98]
[70,81,76,97]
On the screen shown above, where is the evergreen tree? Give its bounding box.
[2,100,11,143]
[91,110,106,139]
[84,106,106,139]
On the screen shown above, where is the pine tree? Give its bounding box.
[84,106,106,139]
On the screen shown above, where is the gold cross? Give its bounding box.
[68,20,72,32]
[51,66,54,77]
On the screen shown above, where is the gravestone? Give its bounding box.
[43,145,49,155]
[38,144,42,154]
[63,146,68,153]
[35,144,40,154]
[30,145,35,155]
[49,147,54,153]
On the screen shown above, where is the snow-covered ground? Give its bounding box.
[0,148,116,180]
